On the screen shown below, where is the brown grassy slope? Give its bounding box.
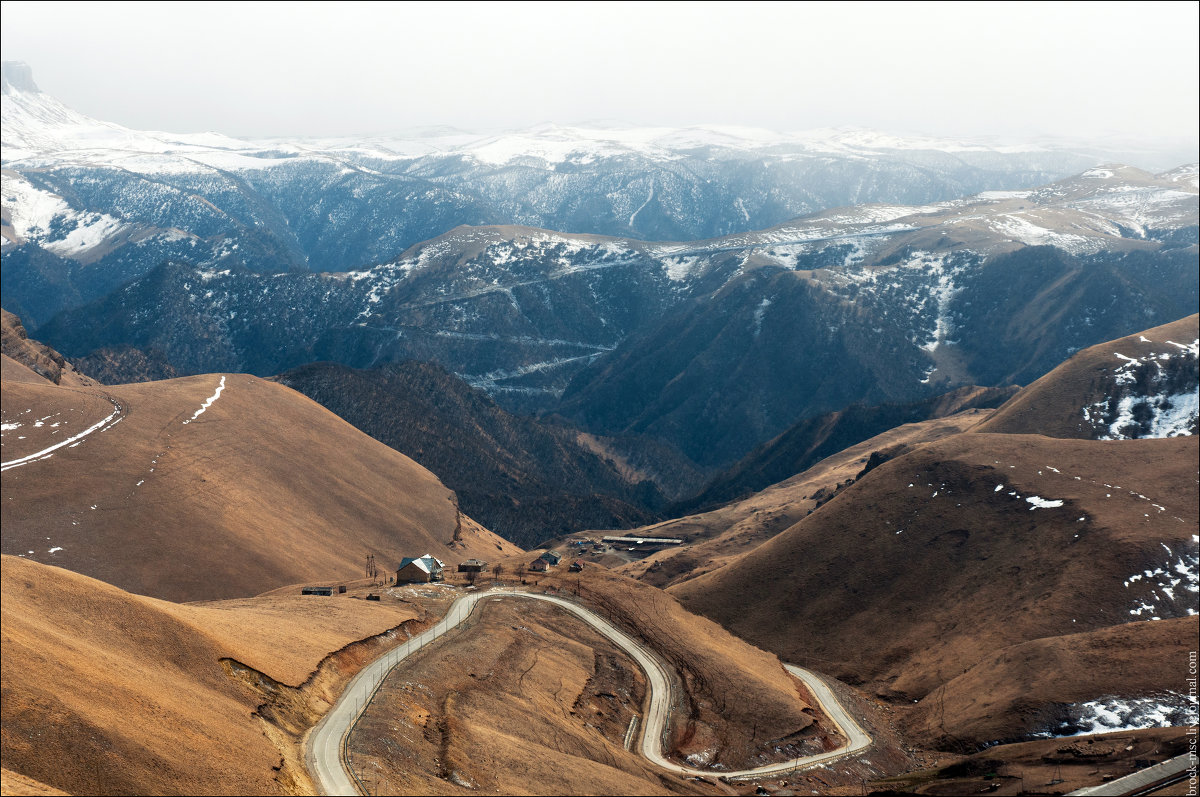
[0,768,69,796]
[671,433,1198,708]
[675,385,1017,515]
[1,309,96,387]
[977,314,1199,438]
[904,616,1198,748]
[0,555,418,796]
[3,353,56,386]
[615,409,993,590]
[1,369,519,602]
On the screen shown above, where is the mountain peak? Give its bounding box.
[2,61,39,95]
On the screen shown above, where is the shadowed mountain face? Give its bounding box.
[273,360,671,548]
[71,345,179,385]
[554,244,1197,466]
[28,163,1198,468]
[676,385,1017,514]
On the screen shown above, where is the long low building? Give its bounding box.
[601,536,684,546]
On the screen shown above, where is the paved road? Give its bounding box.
[305,588,873,795]
[305,593,480,796]
[1067,753,1197,796]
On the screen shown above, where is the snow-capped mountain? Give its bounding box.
[0,61,1162,327]
[1,61,250,159]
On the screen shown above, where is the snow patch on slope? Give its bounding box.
[1,172,127,257]
[1123,538,1200,620]
[1056,692,1198,736]
[1082,338,1199,440]
[182,376,226,424]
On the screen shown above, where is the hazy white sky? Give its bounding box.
[2,0,1197,146]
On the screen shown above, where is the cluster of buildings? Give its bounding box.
[305,547,595,595]
[529,550,585,573]
[394,555,492,583]
[528,550,561,572]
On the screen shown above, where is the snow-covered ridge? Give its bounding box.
[7,63,1193,177]
[1082,338,1199,440]
[1,66,249,163]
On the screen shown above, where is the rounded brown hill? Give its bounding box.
[977,313,1198,439]
[613,407,995,590]
[670,432,1198,741]
[1,368,519,602]
[1,555,421,796]
[903,615,1198,748]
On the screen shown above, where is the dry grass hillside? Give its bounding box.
[0,768,69,796]
[672,432,1198,745]
[0,555,425,795]
[614,409,992,589]
[1,360,519,602]
[977,314,1198,439]
[904,616,1198,748]
[675,385,1017,515]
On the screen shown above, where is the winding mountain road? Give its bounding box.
[305,588,872,795]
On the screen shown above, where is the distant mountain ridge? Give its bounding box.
[2,60,1176,328]
[5,62,1197,468]
[30,164,1199,466]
